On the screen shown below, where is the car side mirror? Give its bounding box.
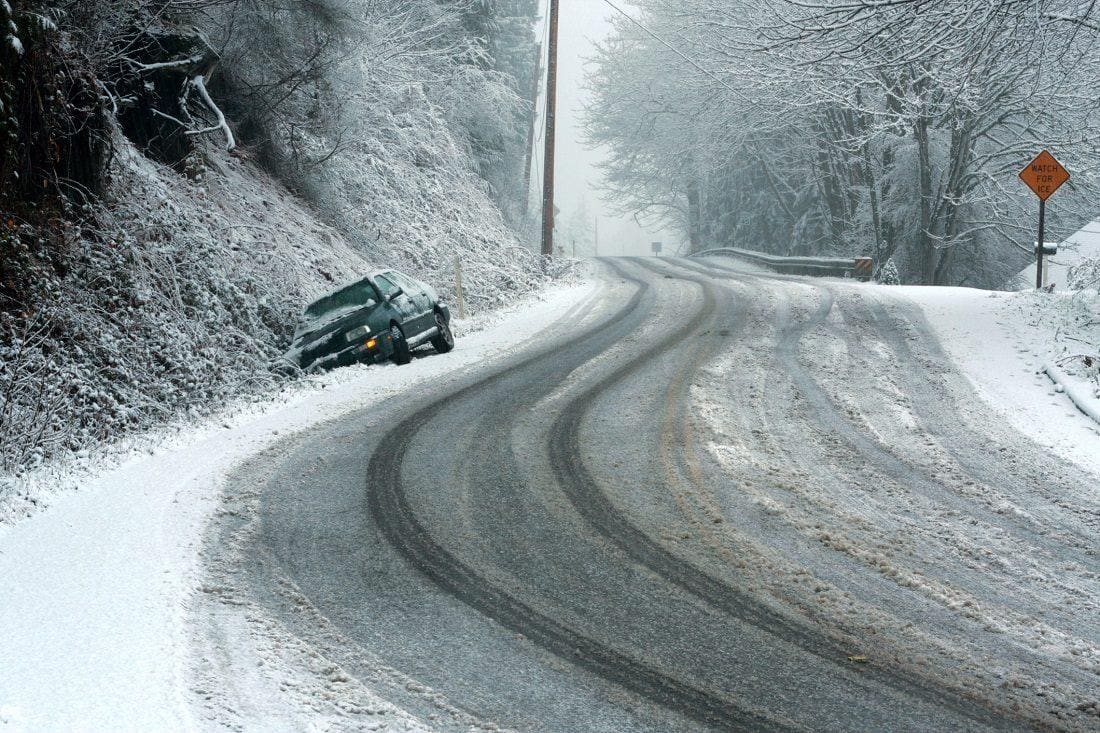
[389,286,404,300]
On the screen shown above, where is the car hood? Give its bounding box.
[284,302,380,367]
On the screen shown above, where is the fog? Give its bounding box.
[535,0,677,257]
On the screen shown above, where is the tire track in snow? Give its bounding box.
[851,295,1100,539]
[546,257,1021,731]
[669,256,1096,565]
[665,255,1098,728]
[367,260,787,733]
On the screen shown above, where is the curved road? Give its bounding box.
[201,258,1100,732]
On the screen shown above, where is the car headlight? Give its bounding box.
[345,325,371,343]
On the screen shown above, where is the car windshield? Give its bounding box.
[295,279,377,338]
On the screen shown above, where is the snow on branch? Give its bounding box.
[122,55,205,73]
[187,75,235,151]
[1043,12,1100,32]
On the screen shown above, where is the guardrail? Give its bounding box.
[691,247,873,280]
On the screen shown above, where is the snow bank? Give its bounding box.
[0,277,596,733]
[0,129,559,508]
[1017,217,1100,290]
[887,285,1100,474]
[1043,361,1100,425]
[0,133,367,513]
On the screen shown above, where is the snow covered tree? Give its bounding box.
[561,197,595,258]
[877,259,901,286]
[0,0,552,475]
[585,0,1100,286]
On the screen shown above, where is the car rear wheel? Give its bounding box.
[431,312,455,354]
[390,324,411,365]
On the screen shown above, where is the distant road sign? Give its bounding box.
[853,257,873,280]
[651,241,663,255]
[1019,150,1069,201]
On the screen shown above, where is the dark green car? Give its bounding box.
[285,269,454,371]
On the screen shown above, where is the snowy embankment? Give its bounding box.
[893,286,1100,473]
[0,277,596,733]
[0,129,551,520]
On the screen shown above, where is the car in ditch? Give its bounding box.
[284,269,454,371]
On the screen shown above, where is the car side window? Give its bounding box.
[374,275,400,299]
[354,283,378,308]
[390,272,419,293]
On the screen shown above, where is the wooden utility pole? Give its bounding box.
[520,41,542,217]
[541,0,559,257]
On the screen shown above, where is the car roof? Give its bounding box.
[322,269,404,297]
[318,273,373,296]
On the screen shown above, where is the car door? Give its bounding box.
[387,271,433,334]
[391,272,433,330]
[373,273,420,333]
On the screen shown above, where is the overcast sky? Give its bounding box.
[533,0,676,257]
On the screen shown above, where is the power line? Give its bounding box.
[599,0,745,99]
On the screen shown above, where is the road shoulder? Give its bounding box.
[0,275,599,732]
[883,285,1100,477]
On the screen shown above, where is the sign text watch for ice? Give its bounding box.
[1020,150,1070,289]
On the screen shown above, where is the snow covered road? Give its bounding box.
[0,280,600,733]
[3,257,1098,732]
[194,258,1099,731]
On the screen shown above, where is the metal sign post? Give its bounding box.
[1019,150,1070,289]
[1036,199,1046,289]
[651,242,663,256]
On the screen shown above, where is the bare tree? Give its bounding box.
[585,0,1100,284]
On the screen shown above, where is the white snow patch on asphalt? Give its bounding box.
[885,285,1100,476]
[0,277,597,733]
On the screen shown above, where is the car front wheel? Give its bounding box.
[390,324,411,365]
[431,312,455,354]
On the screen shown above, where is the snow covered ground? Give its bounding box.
[1018,217,1100,291]
[893,285,1100,474]
[680,265,1100,728]
[0,277,597,733]
[2,262,1098,732]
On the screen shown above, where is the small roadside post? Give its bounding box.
[1036,241,1058,288]
[651,241,663,256]
[453,256,466,320]
[1019,150,1070,289]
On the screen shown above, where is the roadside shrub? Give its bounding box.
[0,132,368,476]
[877,258,901,285]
